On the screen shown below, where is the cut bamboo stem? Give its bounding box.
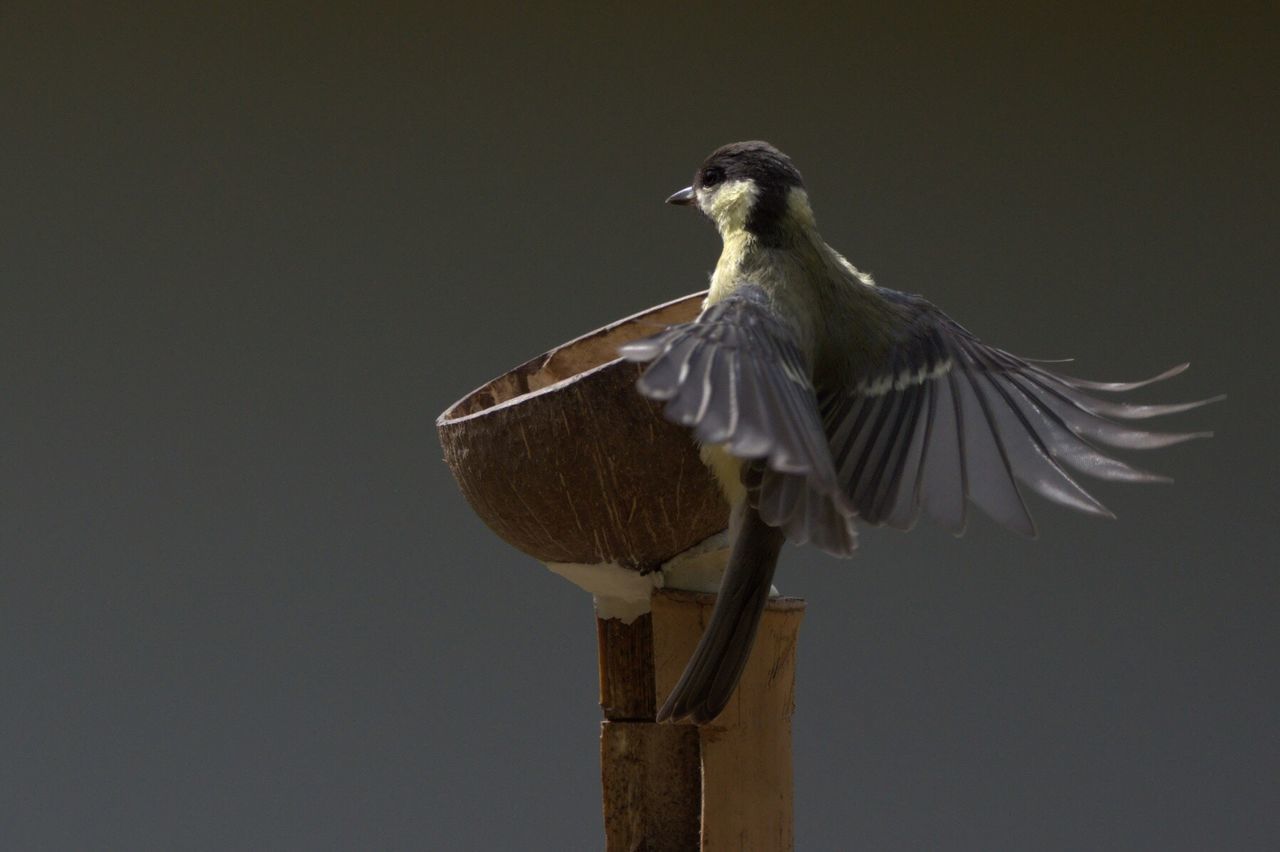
[598,589,805,851]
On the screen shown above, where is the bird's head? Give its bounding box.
[666,141,814,244]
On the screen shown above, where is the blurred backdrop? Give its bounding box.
[2,3,1277,849]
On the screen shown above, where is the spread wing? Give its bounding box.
[620,284,858,557]
[825,288,1222,536]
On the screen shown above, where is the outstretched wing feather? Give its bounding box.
[820,288,1217,536]
[621,284,858,557]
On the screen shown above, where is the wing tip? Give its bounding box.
[635,375,675,400]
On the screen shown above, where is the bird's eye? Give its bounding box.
[702,167,724,187]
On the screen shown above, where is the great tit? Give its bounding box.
[621,140,1219,725]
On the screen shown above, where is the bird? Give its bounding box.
[619,140,1219,725]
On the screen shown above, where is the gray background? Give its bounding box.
[2,3,1277,849]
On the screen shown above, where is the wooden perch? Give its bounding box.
[599,590,805,851]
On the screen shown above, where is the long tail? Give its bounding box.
[657,504,786,724]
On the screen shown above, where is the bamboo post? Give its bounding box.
[598,589,805,851]
[599,612,702,849]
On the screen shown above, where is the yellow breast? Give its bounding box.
[700,443,747,507]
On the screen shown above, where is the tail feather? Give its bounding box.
[657,504,785,724]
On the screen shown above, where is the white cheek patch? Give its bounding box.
[699,179,759,234]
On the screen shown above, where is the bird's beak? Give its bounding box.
[665,186,696,206]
